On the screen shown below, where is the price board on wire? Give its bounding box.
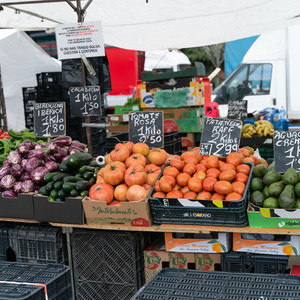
[200,117,242,157]
[34,102,66,137]
[274,131,300,172]
[129,111,163,148]
[69,86,102,117]
[227,100,248,120]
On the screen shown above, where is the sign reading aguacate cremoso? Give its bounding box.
[200,117,242,158]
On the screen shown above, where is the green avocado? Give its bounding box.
[263,171,282,186]
[253,164,268,178]
[268,181,285,198]
[282,168,299,185]
[250,191,265,207]
[278,185,296,209]
[250,177,264,191]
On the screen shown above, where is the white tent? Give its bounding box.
[0,0,300,51]
[0,29,61,130]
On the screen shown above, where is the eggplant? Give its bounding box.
[47,142,58,153]
[27,149,49,160]
[7,151,21,165]
[17,141,35,155]
[53,136,72,147]
[21,180,35,193]
[2,190,17,198]
[54,147,68,160]
[0,166,10,179]
[13,181,22,193]
[34,144,43,150]
[71,140,86,150]
[2,161,10,168]
[1,175,15,189]
[68,145,83,155]
[44,155,56,162]
[21,172,32,181]
[20,159,27,169]
[10,164,23,177]
[61,155,70,162]
[44,160,59,172]
[24,157,42,173]
[31,167,49,184]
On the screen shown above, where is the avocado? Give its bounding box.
[250,177,264,191]
[250,191,265,207]
[278,185,296,209]
[282,168,299,185]
[295,182,300,198]
[263,186,270,198]
[263,197,279,208]
[253,165,268,178]
[296,199,300,209]
[267,161,275,172]
[268,181,285,198]
[263,171,282,186]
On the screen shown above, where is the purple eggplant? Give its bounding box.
[10,164,23,177]
[61,155,70,162]
[13,181,22,193]
[44,160,58,172]
[34,188,40,194]
[71,140,86,150]
[17,141,35,155]
[21,180,35,193]
[34,144,43,150]
[30,167,49,184]
[20,159,27,169]
[44,155,56,162]
[21,172,32,181]
[27,149,49,160]
[47,142,58,153]
[52,136,72,147]
[0,166,10,179]
[2,161,10,168]
[1,175,15,189]
[24,158,42,173]
[68,145,84,154]
[2,190,17,198]
[7,151,21,165]
[54,147,68,160]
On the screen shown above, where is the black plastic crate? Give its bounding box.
[0,261,71,300]
[0,282,44,299]
[36,85,64,102]
[0,223,10,261]
[148,162,253,227]
[221,251,289,274]
[106,131,182,155]
[132,268,300,299]
[71,229,149,300]
[9,224,68,265]
[36,72,62,87]
[22,87,38,102]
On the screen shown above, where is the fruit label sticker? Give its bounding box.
[34,102,66,137]
[200,117,242,158]
[129,111,164,148]
[274,131,300,172]
[227,100,248,120]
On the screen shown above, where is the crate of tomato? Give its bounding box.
[148,152,254,227]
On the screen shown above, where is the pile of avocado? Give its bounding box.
[250,162,300,209]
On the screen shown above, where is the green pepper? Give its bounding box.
[0,139,10,154]
[21,135,37,142]
[8,129,22,140]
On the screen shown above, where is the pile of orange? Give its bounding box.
[153,148,252,201]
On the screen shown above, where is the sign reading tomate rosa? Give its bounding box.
[55,21,105,60]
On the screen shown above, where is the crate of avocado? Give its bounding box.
[248,162,300,228]
[34,152,100,224]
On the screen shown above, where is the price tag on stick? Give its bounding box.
[227,100,248,120]
[200,117,242,158]
[69,86,102,117]
[274,131,300,172]
[34,102,66,137]
[129,111,163,148]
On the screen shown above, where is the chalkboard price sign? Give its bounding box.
[200,117,242,157]
[129,111,163,148]
[34,102,66,137]
[274,131,300,172]
[69,86,102,117]
[227,100,248,120]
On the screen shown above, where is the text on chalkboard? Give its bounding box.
[227,100,248,120]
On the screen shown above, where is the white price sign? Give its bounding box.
[55,21,105,60]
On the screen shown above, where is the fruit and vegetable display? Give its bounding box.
[242,120,274,138]
[250,162,300,209]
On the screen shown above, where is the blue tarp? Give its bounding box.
[224,36,259,77]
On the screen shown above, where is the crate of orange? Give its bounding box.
[148,150,254,227]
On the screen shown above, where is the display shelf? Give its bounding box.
[0,217,40,223]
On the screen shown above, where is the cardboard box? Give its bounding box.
[114,105,141,114]
[107,114,129,123]
[0,193,34,219]
[181,133,196,150]
[108,124,129,133]
[144,240,221,282]
[248,203,300,229]
[233,232,300,256]
[82,197,152,227]
[164,232,231,253]
[34,195,85,225]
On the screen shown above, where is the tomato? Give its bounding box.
[114,184,128,201]
[154,180,162,192]
[126,185,148,201]
[193,171,206,181]
[114,143,123,150]
[214,181,233,195]
[152,192,166,198]
[232,181,246,196]
[183,153,200,165]
[105,154,112,165]
[196,191,212,200]
[196,164,207,172]
[234,173,249,184]
[125,153,146,168]
[109,161,126,173]
[96,174,105,184]
[211,193,225,200]
[239,148,251,158]
[236,164,251,176]
[200,159,208,167]
[183,191,197,199]
[110,145,130,162]
[202,177,218,192]
[109,200,121,206]
[226,152,242,167]
[250,155,260,165]
[243,157,255,164]
[180,186,190,194]
[220,163,236,172]
[145,164,161,174]
[160,175,176,187]
[124,164,146,186]
[159,181,173,193]
[148,148,167,165]
[206,168,220,179]
[166,190,184,198]
[145,173,159,186]
[219,170,236,182]
[170,159,185,171]
[163,166,179,178]
[89,183,114,204]
[176,172,191,186]
[188,177,203,193]
[183,163,197,176]
[173,184,182,191]
[103,165,124,185]
[133,143,150,156]
[218,160,225,169]
[124,141,134,155]
[206,155,219,169]
[225,192,242,201]
[143,184,152,191]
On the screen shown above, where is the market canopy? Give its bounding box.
[0,0,300,50]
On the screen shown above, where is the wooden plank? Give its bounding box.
[0,218,40,223]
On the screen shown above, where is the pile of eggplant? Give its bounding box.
[0,136,87,197]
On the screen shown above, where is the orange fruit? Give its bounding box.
[214,181,233,195]
[232,181,246,196]
[236,164,251,176]
[226,152,243,167]
[219,170,237,182]
[206,168,221,179]
[211,193,225,200]
[196,191,212,200]
[235,173,249,185]
[225,192,242,201]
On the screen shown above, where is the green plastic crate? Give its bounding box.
[114,104,141,114]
